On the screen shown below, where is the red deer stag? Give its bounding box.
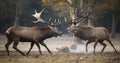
[65,7,118,54]
[5,9,62,55]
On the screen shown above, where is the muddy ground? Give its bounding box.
[0,34,120,63]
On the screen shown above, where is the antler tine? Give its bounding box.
[87,7,93,17]
[59,19,61,24]
[39,8,45,17]
[54,19,61,26]
[57,19,61,25]
[54,19,58,26]
[49,17,52,21]
[33,20,39,23]
[54,18,57,24]
[35,9,37,13]
[33,8,47,23]
[64,17,73,24]
[48,17,52,23]
[84,7,93,20]
[80,9,84,15]
[78,9,84,20]
[80,17,84,22]
[88,9,92,16]
[64,17,67,23]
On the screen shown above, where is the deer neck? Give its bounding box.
[42,29,57,40]
[75,26,93,40]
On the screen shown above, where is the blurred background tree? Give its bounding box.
[94,0,120,37]
[0,0,120,38]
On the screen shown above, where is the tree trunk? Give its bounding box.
[111,14,117,38]
[14,5,21,26]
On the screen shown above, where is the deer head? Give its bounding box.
[32,9,63,36]
[66,7,94,33]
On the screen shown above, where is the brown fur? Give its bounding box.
[5,26,62,55]
[68,24,118,54]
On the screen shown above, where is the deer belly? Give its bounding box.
[18,34,35,42]
[19,38,34,42]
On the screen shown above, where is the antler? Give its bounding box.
[33,8,49,24]
[70,7,76,21]
[84,7,93,18]
[32,9,61,26]
[78,7,94,21]
[53,19,61,26]
[64,17,73,24]
[33,9,44,19]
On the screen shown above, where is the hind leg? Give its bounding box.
[5,40,12,55]
[107,39,118,54]
[13,41,25,55]
[40,42,52,55]
[99,42,106,53]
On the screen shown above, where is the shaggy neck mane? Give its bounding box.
[79,26,93,30]
[40,28,57,40]
[75,26,94,40]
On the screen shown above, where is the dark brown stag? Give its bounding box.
[65,8,118,54]
[5,9,62,55]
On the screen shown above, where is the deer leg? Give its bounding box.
[107,39,118,54]
[86,41,92,53]
[26,42,35,55]
[40,42,52,55]
[35,41,42,55]
[93,40,98,54]
[5,40,12,55]
[99,42,106,53]
[13,41,25,56]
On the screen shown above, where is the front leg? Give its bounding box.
[40,42,52,55]
[86,41,92,53]
[93,39,98,54]
[26,42,35,55]
[35,40,42,55]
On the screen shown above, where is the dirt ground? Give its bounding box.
[0,34,120,63]
[0,51,120,63]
